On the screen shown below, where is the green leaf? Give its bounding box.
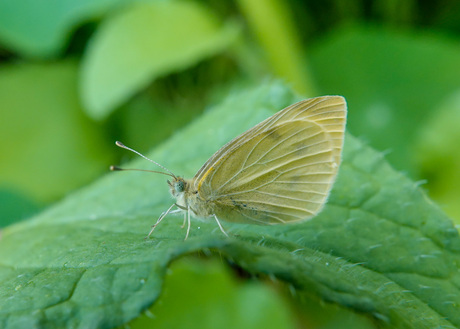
[309,26,460,176]
[0,0,123,58]
[414,91,460,222]
[80,1,238,120]
[0,188,41,228]
[236,0,315,95]
[0,61,114,203]
[127,257,298,329]
[1,81,459,329]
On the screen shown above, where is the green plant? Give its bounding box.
[1,82,459,328]
[1,1,460,328]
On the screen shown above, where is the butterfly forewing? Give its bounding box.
[193,96,347,224]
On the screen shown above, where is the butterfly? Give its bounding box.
[112,96,347,240]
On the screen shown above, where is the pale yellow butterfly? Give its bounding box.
[111,96,347,240]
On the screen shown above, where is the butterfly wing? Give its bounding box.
[193,96,347,224]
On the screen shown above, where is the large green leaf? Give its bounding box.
[0,61,113,204]
[309,26,460,177]
[80,1,238,119]
[1,82,459,329]
[0,0,124,58]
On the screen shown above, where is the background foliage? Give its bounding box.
[1,1,459,328]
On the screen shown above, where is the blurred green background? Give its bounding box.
[1,0,459,328]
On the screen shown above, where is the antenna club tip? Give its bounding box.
[110,165,122,171]
[115,141,125,147]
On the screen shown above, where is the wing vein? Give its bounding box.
[216,129,330,193]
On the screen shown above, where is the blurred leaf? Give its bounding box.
[415,91,460,222]
[114,57,242,153]
[114,92,205,153]
[0,188,41,227]
[133,257,376,329]
[236,0,314,95]
[309,26,460,176]
[0,0,124,58]
[0,81,459,329]
[127,257,297,329]
[293,291,377,329]
[81,1,239,120]
[0,60,113,203]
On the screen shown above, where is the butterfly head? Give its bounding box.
[167,177,188,198]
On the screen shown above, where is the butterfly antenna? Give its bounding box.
[113,141,177,178]
[109,166,176,178]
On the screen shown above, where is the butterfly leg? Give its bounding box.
[172,203,187,229]
[146,203,176,239]
[181,212,187,229]
[184,207,191,240]
[213,215,229,237]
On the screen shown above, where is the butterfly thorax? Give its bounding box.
[168,177,215,218]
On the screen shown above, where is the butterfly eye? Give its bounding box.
[175,181,185,192]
